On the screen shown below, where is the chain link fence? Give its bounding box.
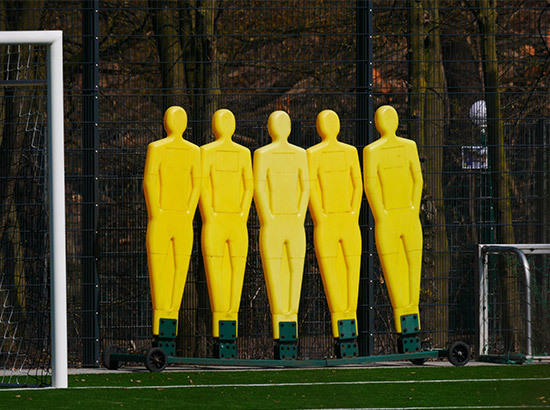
[1,0,548,366]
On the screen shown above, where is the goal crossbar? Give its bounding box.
[0,30,67,388]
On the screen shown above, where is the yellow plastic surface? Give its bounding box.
[143,106,201,336]
[199,109,253,338]
[253,111,310,339]
[307,110,362,338]
[363,105,423,334]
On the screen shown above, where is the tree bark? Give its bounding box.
[476,0,518,351]
[407,0,425,148]
[0,0,46,314]
[149,0,187,110]
[407,0,451,343]
[181,0,220,144]
[149,0,220,356]
[476,0,514,244]
[422,0,451,343]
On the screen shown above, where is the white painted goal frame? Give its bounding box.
[478,243,550,362]
[0,31,67,388]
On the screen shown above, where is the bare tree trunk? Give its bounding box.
[185,0,220,357]
[407,0,451,343]
[182,0,220,144]
[422,0,450,343]
[0,0,46,314]
[149,0,187,110]
[476,0,514,244]
[148,0,200,357]
[180,0,220,356]
[0,0,6,150]
[407,0,424,148]
[476,0,518,351]
[149,0,220,357]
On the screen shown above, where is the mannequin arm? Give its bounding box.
[188,149,202,213]
[350,149,363,216]
[297,162,310,220]
[240,153,254,217]
[363,149,385,221]
[253,151,273,225]
[143,144,161,220]
[199,149,215,220]
[409,144,423,211]
[306,150,325,221]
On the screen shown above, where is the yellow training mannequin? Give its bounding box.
[363,105,423,333]
[307,110,362,338]
[253,111,310,340]
[199,109,253,338]
[143,106,201,336]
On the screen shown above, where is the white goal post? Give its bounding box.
[0,31,67,388]
[478,243,550,363]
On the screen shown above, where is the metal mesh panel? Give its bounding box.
[89,0,358,360]
[2,0,548,366]
[372,1,550,351]
[83,0,550,361]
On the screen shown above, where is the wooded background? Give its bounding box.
[0,0,549,367]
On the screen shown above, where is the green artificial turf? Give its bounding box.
[1,364,549,409]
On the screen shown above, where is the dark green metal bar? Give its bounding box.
[536,119,549,243]
[0,79,47,86]
[82,0,100,368]
[326,350,440,366]
[167,357,327,367]
[166,353,441,368]
[110,350,441,369]
[111,353,147,363]
[356,0,375,357]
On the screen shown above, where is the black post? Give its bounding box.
[536,119,548,243]
[356,0,375,356]
[82,0,100,367]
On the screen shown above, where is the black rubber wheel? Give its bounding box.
[102,345,120,370]
[448,341,470,366]
[145,347,168,372]
[410,357,428,365]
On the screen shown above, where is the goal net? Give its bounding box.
[0,31,66,388]
[478,244,550,363]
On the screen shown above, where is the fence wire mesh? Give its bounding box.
[0,0,549,366]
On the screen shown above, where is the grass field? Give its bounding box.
[0,363,549,409]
